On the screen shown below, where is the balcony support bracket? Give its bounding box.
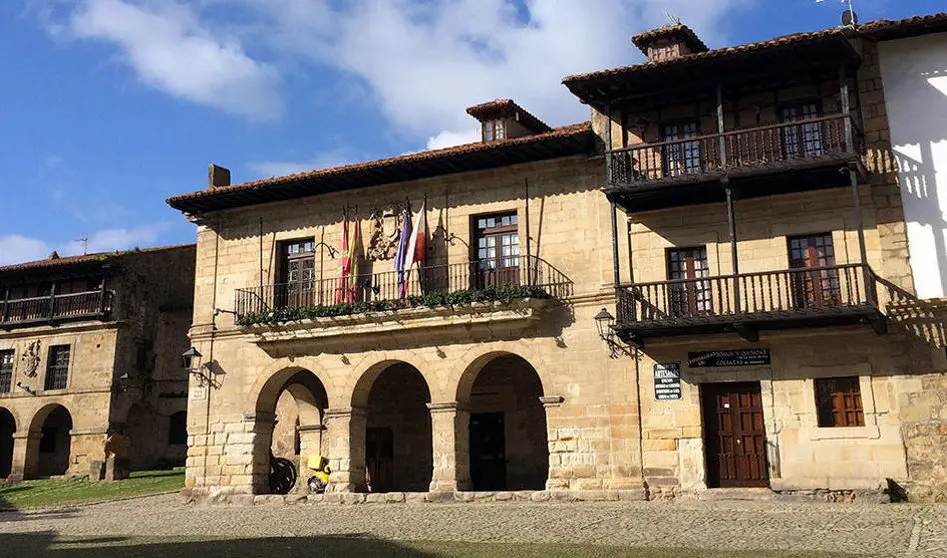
[868,315,888,336]
[733,322,759,343]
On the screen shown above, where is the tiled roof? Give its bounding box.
[167,122,592,214]
[631,24,708,55]
[465,99,552,133]
[0,244,195,275]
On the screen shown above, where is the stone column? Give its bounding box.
[242,412,274,495]
[296,424,325,493]
[540,395,567,491]
[10,432,38,481]
[323,407,367,492]
[427,401,471,492]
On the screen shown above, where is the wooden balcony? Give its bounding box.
[234,255,572,326]
[606,115,862,211]
[614,264,885,346]
[1,290,112,328]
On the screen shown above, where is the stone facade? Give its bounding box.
[0,245,195,480]
[173,23,947,503]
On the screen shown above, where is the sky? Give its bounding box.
[0,0,942,265]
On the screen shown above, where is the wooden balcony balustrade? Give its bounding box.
[608,114,858,188]
[1,290,112,328]
[614,264,885,345]
[234,255,572,322]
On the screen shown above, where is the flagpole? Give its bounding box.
[524,177,531,286]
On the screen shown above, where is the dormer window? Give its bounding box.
[632,23,708,63]
[483,119,505,142]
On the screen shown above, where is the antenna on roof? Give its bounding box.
[815,0,858,28]
[664,11,681,25]
[76,234,89,255]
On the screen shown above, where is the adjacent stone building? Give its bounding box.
[0,245,195,480]
[168,14,947,502]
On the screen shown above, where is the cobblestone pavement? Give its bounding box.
[0,494,945,556]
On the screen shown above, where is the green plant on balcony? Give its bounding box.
[236,284,551,326]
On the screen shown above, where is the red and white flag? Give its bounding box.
[335,212,351,303]
[399,199,427,298]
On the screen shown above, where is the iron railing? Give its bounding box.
[235,255,572,320]
[1,290,112,327]
[617,264,876,325]
[609,114,856,185]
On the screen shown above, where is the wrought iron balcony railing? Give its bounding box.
[234,255,572,323]
[615,264,882,342]
[1,290,112,328]
[608,114,858,187]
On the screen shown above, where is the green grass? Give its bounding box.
[0,469,183,510]
[1,535,857,558]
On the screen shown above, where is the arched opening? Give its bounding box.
[0,408,15,478]
[33,405,73,478]
[460,354,548,491]
[255,369,328,494]
[355,362,432,493]
[126,403,157,471]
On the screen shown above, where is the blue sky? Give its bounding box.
[0,0,942,264]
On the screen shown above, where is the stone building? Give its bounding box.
[168,14,947,502]
[0,245,195,480]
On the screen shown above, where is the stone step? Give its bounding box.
[694,488,777,502]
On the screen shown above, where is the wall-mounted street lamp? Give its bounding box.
[112,372,131,394]
[594,308,630,358]
[181,347,224,388]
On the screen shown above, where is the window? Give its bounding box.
[168,411,188,445]
[780,102,823,158]
[788,233,839,309]
[815,377,864,427]
[0,350,12,393]
[667,247,712,317]
[278,239,316,307]
[483,119,505,142]
[662,121,701,177]
[44,345,70,391]
[474,213,520,288]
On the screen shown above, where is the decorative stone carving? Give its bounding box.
[21,340,40,377]
[366,205,403,261]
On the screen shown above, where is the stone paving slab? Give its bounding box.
[0,494,945,556]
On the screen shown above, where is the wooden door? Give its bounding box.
[788,234,839,309]
[780,102,823,159]
[469,412,507,491]
[702,382,768,488]
[662,121,701,177]
[667,247,711,317]
[278,240,316,308]
[474,214,520,289]
[365,427,394,493]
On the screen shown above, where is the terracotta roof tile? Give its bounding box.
[0,244,195,275]
[465,99,552,133]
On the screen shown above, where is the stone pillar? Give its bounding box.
[427,401,471,492]
[296,424,325,493]
[323,407,367,492]
[540,395,567,491]
[10,432,38,481]
[245,412,275,494]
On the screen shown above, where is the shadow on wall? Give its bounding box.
[885,49,947,298]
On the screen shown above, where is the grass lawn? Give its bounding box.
[2,535,856,558]
[0,469,183,510]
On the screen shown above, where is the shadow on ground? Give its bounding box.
[1,533,860,558]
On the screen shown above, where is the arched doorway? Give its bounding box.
[32,405,73,478]
[126,403,157,471]
[255,369,328,494]
[0,408,15,478]
[459,354,548,491]
[353,362,432,493]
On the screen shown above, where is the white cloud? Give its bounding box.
[249,148,356,178]
[65,0,282,121]
[0,223,175,267]
[426,128,481,150]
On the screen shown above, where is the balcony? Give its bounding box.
[1,290,112,328]
[614,264,886,346]
[234,255,572,329]
[606,115,862,211]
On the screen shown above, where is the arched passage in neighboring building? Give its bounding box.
[255,368,328,494]
[29,404,73,478]
[352,362,432,493]
[0,408,15,478]
[458,353,548,491]
[126,403,158,471]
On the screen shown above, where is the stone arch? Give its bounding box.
[350,360,433,493]
[0,407,15,478]
[457,352,549,491]
[27,404,73,478]
[253,367,329,495]
[454,345,549,405]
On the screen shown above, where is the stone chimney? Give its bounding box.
[466,99,552,143]
[208,164,231,189]
[632,23,708,63]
